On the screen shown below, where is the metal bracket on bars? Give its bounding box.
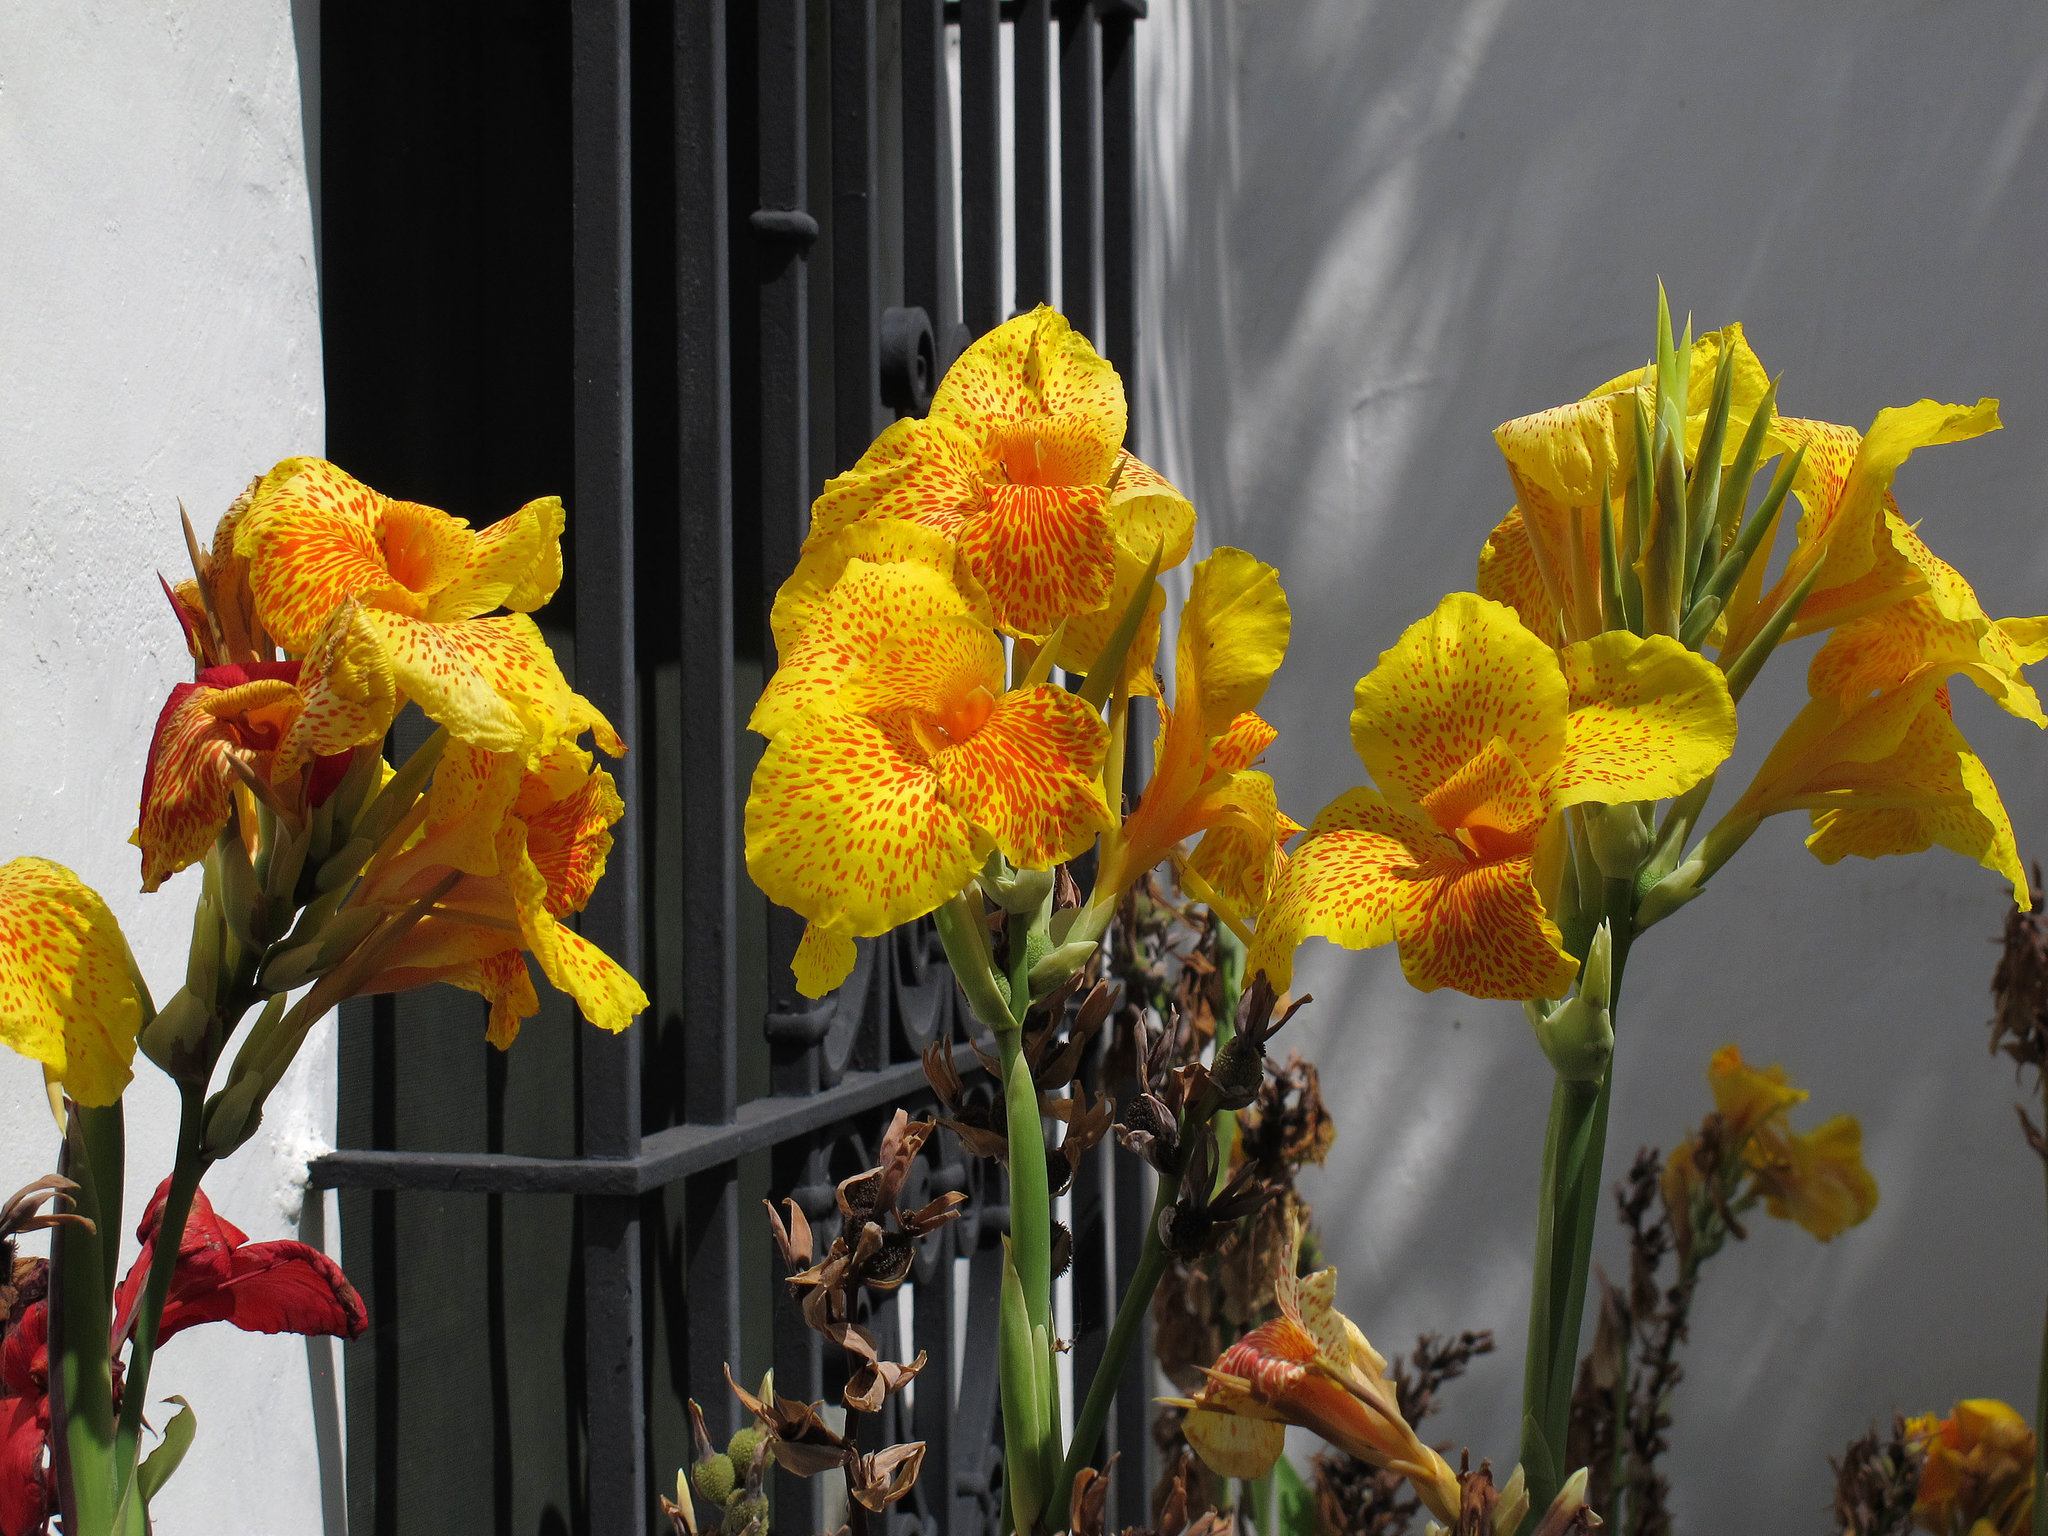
[749,206,821,249]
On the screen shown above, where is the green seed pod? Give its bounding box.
[722,1493,768,1536]
[724,1427,767,1470]
[690,1454,735,1508]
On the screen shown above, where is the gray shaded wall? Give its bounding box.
[1136,2,2048,1524]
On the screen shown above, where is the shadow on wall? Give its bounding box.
[1137,2,2048,1528]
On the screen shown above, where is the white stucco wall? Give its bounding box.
[1137,2,2048,1526]
[0,4,331,1531]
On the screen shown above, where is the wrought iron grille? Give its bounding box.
[312,2,1151,1533]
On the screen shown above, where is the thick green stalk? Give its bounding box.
[114,1082,210,1492]
[52,1105,121,1536]
[1519,878,1635,1523]
[999,1025,1053,1335]
[1051,1163,1178,1524]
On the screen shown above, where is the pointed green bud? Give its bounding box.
[1584,802,1650,881]
[1635,850,1710,931]
[1526,924,1613,1082]
[982,863,1055,916]
[139,987,215,1081]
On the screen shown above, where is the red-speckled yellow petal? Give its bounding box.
[136,683,242,893]
[276,602,401,779]
[794,925,858,1000]
[746,708,979,935]
[361,610,621,761]
[1177,549,1290,741]
[840,616,1005,721]
[1476,507,1557,639]
[752,559,982,738]
[807,417,963,547]
[238,491,411,650]
[936,686,1111,868]
[771,519,986,660]
[1552,631,1735,807]
[1390,849,1575,1001]
[960,482,1116,638]
[1351,594,1567,809]
[1184,770,1295,917]
[0,858,143,1106]
[1247,787,1431,990]
[1211,712,1277,774]
[1419,738,1544,839]
[1107,455,1195,571]
[1801,689,2026,904]
[531,921,646,1034]
[929,306,1126,454]
[474,950,541,1049]
[378,498,476,599]
[432,495,566,620]
[523,760,621,917]
[1182,1409,1285,1481]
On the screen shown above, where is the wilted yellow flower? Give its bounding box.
[1169,1222,1460,1523]
[1909,1399,2034,1536]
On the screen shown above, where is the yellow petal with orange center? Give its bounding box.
[1552,630,1736,807]
[959,482,1116,638]
[928,305,1126,464]
[753,558,983,739]
[838,615,1005,725]
[936,686,1111,868]
[1419,738,1544,842]
[746,708,979,936]
[793,924,859,1000]
[1351,593,1567,811]
[0,857,143,1106]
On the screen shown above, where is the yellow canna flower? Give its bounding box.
[805,307,1193,654]
[1909,1400,2035,1536]
[1251,593,1734,999]
[1170,1222,1460,1522]
[745,580,1113,997]
[1746,1112,1877,1242]
[354,741,647,1046]
[1718,400,2005,659]
[1484,324,1771,645]
[234,459,618,763]
[0,857,145,1106]
[1705,1042,1808,1143]
[1100,549,1296,917]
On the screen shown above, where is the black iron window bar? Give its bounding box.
[314,2,1150,1532]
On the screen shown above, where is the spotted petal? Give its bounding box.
[1552,631,1735,807]
[928,305,1126,462]
[746,708,980,936]
[959,482,1116,638]
[430,494,566,619]
[1177,548,1290,742]
[1182,1408,1285,1480]
[0,858,143,1106]
[936,686,1111,868]
[770,518,986,662]
[1351,593,1567,810]
[1184,771,1299,918]
[1248,787,1423,990]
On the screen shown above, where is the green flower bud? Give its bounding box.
[724,1427,768,1471]
[722,1493,768,1536]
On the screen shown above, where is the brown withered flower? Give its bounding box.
[0,1176,83,1337]
[1991,864,2048,1164]
[1156,1125,1275,1261]
[1829,1414,1923,1536]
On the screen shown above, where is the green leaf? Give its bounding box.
[137,1397,196,1503]
[1076,541,1165,711]
[1684,346,1735,601]
[1597,479,1632,636]
[1274,1454,1316,1536]
[1695,443,1805,629]
[1721,557,1822,704]
[1713,373,1780,554]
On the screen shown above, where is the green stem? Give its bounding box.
[998,1026,1052,1335]
[1520,878,1635,1523]
[52,1104,121,1536]
[114,1081,210,1494]
[1051,1164,1178,1526]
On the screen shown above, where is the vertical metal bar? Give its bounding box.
[1100,1,1139,424]
[958,0,1001,335]
[912,1233,958,1536]
[831,0,880,471]
[1013,0,1051,310]
[900,0,947,332]
[771,1145,828,1532]
[756,0,815,1045]
[678,0,745,1444]
[572,0,647,1527]
[1057,0,1099,343]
